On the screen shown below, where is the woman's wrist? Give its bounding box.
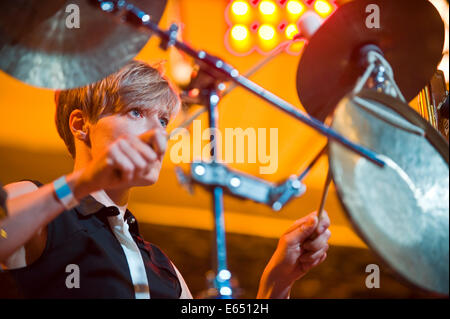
[65,169,92,202]
[257,276,293,299]
[257,267,294,299]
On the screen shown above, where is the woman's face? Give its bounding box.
[87,102,171,185]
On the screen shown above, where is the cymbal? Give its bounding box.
[0,0,167,89]
[329,89,449,295]
[296,0,445,122]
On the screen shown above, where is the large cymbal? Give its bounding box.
[0,0,167,89]
[296,0,445,122]
[329,89,449,295]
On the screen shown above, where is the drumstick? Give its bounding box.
[317,168,332,222]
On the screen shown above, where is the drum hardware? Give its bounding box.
[188,161,307,208]
[270,145,327,211]
[0,0,167,89]
[348,45,427,135]
[176,145,327,212]
[352,46,406,102]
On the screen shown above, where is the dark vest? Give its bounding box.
[0,183,7,217]
[0,181,181,299]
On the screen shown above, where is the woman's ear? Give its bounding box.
[69,109,89,142]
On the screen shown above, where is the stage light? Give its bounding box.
[286,1,304,15]
[219,287,232,296]
[231,25,249,41]
[171,62,193,87]
[314,0,333,17]
[225,0,337,56]
[285,24,299,39]
[258,24,275,40]
[231,1,249,16]
[227,24,253,55]
[259,1,276,15]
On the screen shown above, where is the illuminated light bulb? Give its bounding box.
[259,0,276,15]
[231,1,249,16]
[171,62,193,87]
[258,24,276,40]
[227,24,253,55]
[286,1,304,15]
[314,0,333,16]
[285,24,299,39]
[231,25,249,41]
[220,287,232,296]
[194,165,205,176]
[229,177,241,188]
[218,269,232,281]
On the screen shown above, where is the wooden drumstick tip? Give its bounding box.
[317,169,332,222]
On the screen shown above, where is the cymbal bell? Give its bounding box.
[0,0,167,89]
[296,0,445,122]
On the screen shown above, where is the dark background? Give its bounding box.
[140,223,434,298]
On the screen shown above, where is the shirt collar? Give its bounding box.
[76,195,106,216]
[74,195,140,235]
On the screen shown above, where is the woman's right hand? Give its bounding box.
[71,129,168,200]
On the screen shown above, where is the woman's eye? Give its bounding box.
[129,109,143,118]
[160,118,169,128]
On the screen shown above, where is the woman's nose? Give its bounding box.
[148,114,165,130]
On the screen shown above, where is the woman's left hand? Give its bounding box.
[257,211,331,299]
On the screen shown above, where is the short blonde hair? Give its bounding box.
[55,60,180,158]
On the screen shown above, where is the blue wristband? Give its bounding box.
[53,176,79,209]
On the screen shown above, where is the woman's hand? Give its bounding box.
[72,129,167,199]
[257,211,331,299]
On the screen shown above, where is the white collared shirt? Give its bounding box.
[91,191,150,299]
[107,214,150,299]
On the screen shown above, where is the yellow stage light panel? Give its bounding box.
[259,0,277,15]
[231,0,250,16]
[285,23,299,39]
[287,0,305,15]
[314,0,333,17]
[258,24,276,40]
